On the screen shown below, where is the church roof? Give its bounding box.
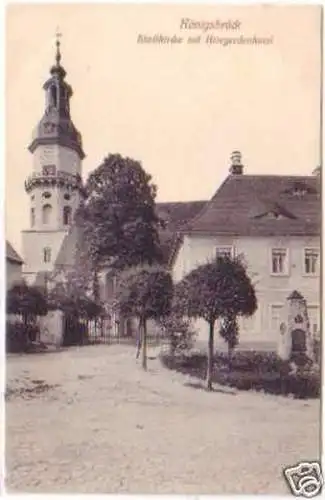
[28,37,85,159]
[156,201,206,261]
[53,200,206,269]
[6,241,23,264]
[54,224,83,269]
[184,174,320,236]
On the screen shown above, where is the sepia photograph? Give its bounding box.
[4,1,322,495]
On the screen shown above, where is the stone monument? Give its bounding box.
[278,290,314,366]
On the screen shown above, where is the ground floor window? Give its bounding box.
[308,306,320,338]
[270,304,284,334]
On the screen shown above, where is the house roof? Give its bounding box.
[184,175,320,237]
[6,241,23,264]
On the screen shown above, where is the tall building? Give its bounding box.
[22,37,85,285]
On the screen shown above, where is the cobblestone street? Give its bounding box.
[5,345,320,494]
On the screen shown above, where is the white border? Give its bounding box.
[1,1,324,499]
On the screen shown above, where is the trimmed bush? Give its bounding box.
[158,313,197,355]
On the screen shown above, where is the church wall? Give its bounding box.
[58,146,81,176]
[22,229,68,281]
[32,145,60,174]
[173,233,320,349]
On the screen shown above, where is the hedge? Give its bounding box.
[160,350,320,399]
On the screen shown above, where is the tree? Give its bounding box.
[75,154,164,272]
[48,270,104,321]
[174,255,257,390]
[7,280,48,325]
[116,265,173,370]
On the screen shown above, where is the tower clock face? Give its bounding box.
[42,165,56,176]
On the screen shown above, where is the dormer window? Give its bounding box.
[283,181,316,197]
[292,188,307,197]
[267,211,283,220]
[254,202,296,220]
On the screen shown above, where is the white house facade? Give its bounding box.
[170,152,321,350]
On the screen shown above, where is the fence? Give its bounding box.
[87,317,165,347]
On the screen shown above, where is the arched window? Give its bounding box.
[63,206,72,226]
[42,191,51,199]
[50,85,57,108]
[43,247,51,263]
[106,275,115,298]
[30,208,35,227]
[42,204,52,225]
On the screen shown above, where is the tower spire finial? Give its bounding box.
[55,27,62,66]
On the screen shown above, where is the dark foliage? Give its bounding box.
[174,256,257,321]
[313,337,321,365]
[7,281,48,322]
[75,154,164,271]
[219,315,239,354]
[116,265,173,369]
[117,265,173,320]
[6,321,41,353]
[160,350,320,399]
[158,313,197,355]
[173,255,257,390]
[48,274,104,321]
[62,317,89,347]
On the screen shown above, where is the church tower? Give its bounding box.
[22,35,85,285]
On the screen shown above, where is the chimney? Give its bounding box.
[229,150,244,175]
[312,165,321,176]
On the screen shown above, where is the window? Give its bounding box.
[42,165,56,176]
[270,305,284,333]
[271,248,288,275]
[42,204,52,225]
[43,191,51,199]
[216,246,233,259]
[30,208,35,227]
[63,206,72,226]
[50,84,57,107]
[304,249,319,275]
[64,193,71,201]
[43,247,51,263]
[308,306,320,338]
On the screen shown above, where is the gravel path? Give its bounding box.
[5,345,320,494]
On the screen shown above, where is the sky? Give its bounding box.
[5,3,322,254]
